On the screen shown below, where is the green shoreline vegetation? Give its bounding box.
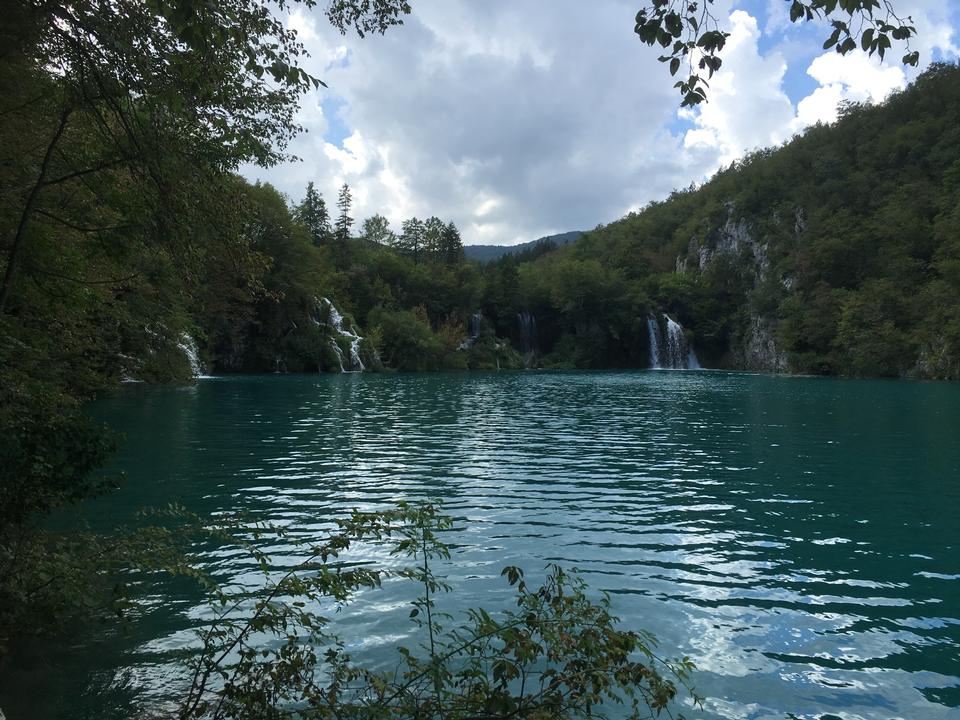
[1,0,957,716]
[7,65,957,385]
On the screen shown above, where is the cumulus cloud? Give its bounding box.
[682,10,795,165]
[241,1,959,245]
[785,0,958,128]
[793,52,907,127]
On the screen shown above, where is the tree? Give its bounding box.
[325,0,413,37]
[634,0,918,106]
[399,217,426,262]
[295,182,332,245]
[335,183,354,243]
[0,0,311,312]
[0,0,414,652]
[423,215,447,259]
[440,221,465,265]
[360,214,396,245]
[0,0,413,311]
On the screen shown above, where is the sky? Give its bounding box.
[241,0,960,246]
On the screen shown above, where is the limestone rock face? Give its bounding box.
[914,333,959,379]
[679,201,800,372]
[736,315,789,373]
[694,205,770,284]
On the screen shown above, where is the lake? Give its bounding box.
[4,371,959,719]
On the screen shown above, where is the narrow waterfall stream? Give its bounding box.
[177,333,208,377]
[316,298,365,372]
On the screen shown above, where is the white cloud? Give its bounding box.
[793,52,906,128]
[243,1,719,244]
[682,1,959,170]
[786,0,958,128]
[682,11,795,165]
[239,1,959,245]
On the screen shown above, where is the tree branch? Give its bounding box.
[34,208,130,234]
[0,104,73,313]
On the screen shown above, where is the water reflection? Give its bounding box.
[4,371,958,719]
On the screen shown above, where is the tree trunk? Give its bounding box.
[0,106,72,313]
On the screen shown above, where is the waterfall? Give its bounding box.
[329,338,346,372]
[177,333,208,378]
[469,312,482,341]
[663,316,684,369]
[517,311,537,353]
[646,316,662,369]
[647,314,700,370]
[517,311,537,368]
[459,311,484,350]
[315,298,365,372]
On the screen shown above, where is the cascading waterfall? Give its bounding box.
[663,316,685,369]
[314,297,365,372]
[328,339,346,372]
[177,333,208,378]
[517,311,537,368]
[647,314,700,369]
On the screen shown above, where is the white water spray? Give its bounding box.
[647,314,700,369]
[177,333,209,378]
[315,298,365,372]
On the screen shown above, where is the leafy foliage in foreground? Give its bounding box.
[0,0,414,664]
[634,0,918,106]
[179,503,698,720]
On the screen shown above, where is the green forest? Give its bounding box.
[128,62,960,380]
[8,61,960,396]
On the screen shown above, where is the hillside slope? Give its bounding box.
[464,231,583,263]
[546,63,960,378]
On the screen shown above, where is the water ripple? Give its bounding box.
[12,370,960,720]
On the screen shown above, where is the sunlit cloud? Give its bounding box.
[240,0,959,245]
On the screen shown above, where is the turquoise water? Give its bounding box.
[4,371,959,719]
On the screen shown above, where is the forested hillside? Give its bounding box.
[435,62,956,379]
[5,54,958,417]
[293,62,960,380]
[464,231,583,263]
[205,62,960,380]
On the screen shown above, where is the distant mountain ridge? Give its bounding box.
[464,231,583,262]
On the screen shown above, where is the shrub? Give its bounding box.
[178,503,700,720]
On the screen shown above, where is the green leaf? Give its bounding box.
[789,1,804,23]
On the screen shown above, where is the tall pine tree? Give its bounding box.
[440,221,464,265]
[335,183,353,243]
[296,182,331,245]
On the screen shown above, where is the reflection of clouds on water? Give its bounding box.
[35,370,959,719]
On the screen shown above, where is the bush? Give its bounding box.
[178,503,700,720]
[369,306,450,371]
